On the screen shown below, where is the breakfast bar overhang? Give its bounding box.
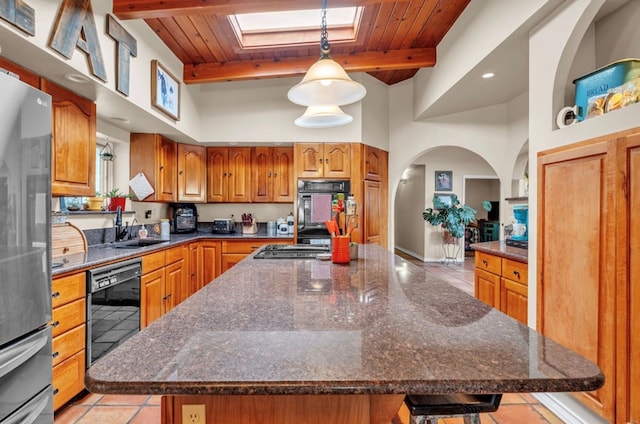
[85,244,603,423]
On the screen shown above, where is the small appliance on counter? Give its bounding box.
[505,205,528,249]
[212,218,235,234]
[168,203,198,233]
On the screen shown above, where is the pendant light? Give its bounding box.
[294,105,353,128]
[287,0,366,108]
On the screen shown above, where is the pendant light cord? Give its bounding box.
[320,0,331,57]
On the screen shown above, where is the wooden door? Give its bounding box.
[141,268,165,328]
[295,143,323,178]
[200,241,221,287]
[178,144,206,202]
[620,132,640,424]
[41,79,96,197]
[324,143,351,178]
[273,147,294,202]
[206,147,228,202]
[228,147,252,202]
[474,269,500,308]
[156,137,177,202]
[363,180,381,244]
[537,138,617,421]
[251,147,273,202]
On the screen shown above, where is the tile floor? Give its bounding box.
[54,253,564,424]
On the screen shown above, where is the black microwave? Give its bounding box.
[169,203,197,233]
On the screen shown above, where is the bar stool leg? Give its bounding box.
[463,414,480,424]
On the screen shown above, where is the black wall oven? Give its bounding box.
[86,258,141,368]
[297,180,350,245]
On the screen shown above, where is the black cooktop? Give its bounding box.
[254,244,330,259]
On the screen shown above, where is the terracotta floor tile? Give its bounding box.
[489,404,550,423]
[520,393,540,404]
[53,405,90,424]
[500,393,528,404]
[72,405,139,424]
[147,395,163,405]
[130,405,161,423]
[73,392,102,405]
[533,404,565,424]
[98,394,150,405]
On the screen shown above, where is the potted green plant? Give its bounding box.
[104,188,133,211]
[423,195,491,241]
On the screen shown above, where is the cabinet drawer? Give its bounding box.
[474,251,501,275]
[165,245,185,265]
[222,239,290,254]
[51,298,86,338]
[142,250,165,273]
[53,350,86,411]
[502,258,528,285]
[52,324,86,367]
[52,273,86,308]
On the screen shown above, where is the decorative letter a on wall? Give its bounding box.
[49,0,107,81]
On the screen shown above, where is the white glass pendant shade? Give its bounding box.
[294,105,353,128]
[288,58,367,106]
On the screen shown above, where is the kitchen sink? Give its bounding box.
[118,238,168,248]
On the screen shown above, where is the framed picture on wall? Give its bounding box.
[435,170,452,191]
[151,60,180,120]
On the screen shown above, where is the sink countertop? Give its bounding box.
[85,244,602,397]
[52,230,294,276]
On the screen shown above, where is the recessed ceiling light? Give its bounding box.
[64,73,90,83]
[482,72,495,79]
[110,116,130,123]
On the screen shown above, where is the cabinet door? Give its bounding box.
[364,145,384,181]
[53,350,85,411]
[141,268,165,328]
[538,138,616,421]
[324,143,350,178]
[0,57,39,87]
[178,143,206,202]
[364,180,387,246]
[228,147,252,202]
[621,133,640,424]
[474,268,500,308]
[206,147,228,202]
[221,253,247,274]
[272,147,294,202]
[200,241,221,287]
[188,242,201,296]
[295,143,323,178]
[165,259,185,311]
[41,79,96,197]
[500,278,527,324]
[251,146,273,202]
[156,137,177,202]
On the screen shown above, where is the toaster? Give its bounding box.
[212,219,235,234]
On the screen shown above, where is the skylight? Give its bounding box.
[235,8,357,33]
[229,7,361,49]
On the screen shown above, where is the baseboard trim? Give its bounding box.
[394,246,426,262]
[533,393,608,424]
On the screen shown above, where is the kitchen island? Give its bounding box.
[85,244,602,423]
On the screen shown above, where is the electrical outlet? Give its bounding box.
[182,404,205,424]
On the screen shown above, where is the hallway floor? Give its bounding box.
[54,253,565,424]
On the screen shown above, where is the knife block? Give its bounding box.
[243,220,257,234]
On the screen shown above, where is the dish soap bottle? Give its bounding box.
[287,212,294,234]
[138,224,148,239]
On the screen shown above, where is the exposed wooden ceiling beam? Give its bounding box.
[184,47,435,83]
[113,0,401,20]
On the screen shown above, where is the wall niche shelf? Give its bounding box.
[505,197,528,202]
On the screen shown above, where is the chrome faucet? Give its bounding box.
[114,206,129,242]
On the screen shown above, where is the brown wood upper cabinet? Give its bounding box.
[41,79,96,197]
[251,147,294,203]
[364,144,385,181]
[295,143,351,178]
[177,144,206,202]
[130,133,177,202]
[0,57,39,88]
[206,147,251,202]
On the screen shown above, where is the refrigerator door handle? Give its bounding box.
[2,386,50,424]
[0,329,48,379]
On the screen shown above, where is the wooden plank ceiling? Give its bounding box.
[113,0,470,85]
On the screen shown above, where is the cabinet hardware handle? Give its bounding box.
[513,270,520,278]
[52,351,59,359]
[223,172,227,177]
[179,170,183,175]
[52,291,60,298]
[273,172,277,177]
[482,260,488,266]
[159,166,164,170]
[229,172,232,176]
[51,321,59,327]
[319,158,323,163]
[53,388,59,396]
[268,172,272,177]
[325,158,328,164]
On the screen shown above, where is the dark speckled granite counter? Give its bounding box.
[85,244,601,398]
[470,241,528,262]
[52,229,293,276]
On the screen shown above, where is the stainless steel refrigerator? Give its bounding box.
[0,71,54,423]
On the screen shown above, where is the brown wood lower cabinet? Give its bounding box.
[473,251,527,325]
[51,272,86,411]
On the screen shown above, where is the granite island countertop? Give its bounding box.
[85,244,602,397]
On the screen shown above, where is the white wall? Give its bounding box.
[394,165,425,259]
